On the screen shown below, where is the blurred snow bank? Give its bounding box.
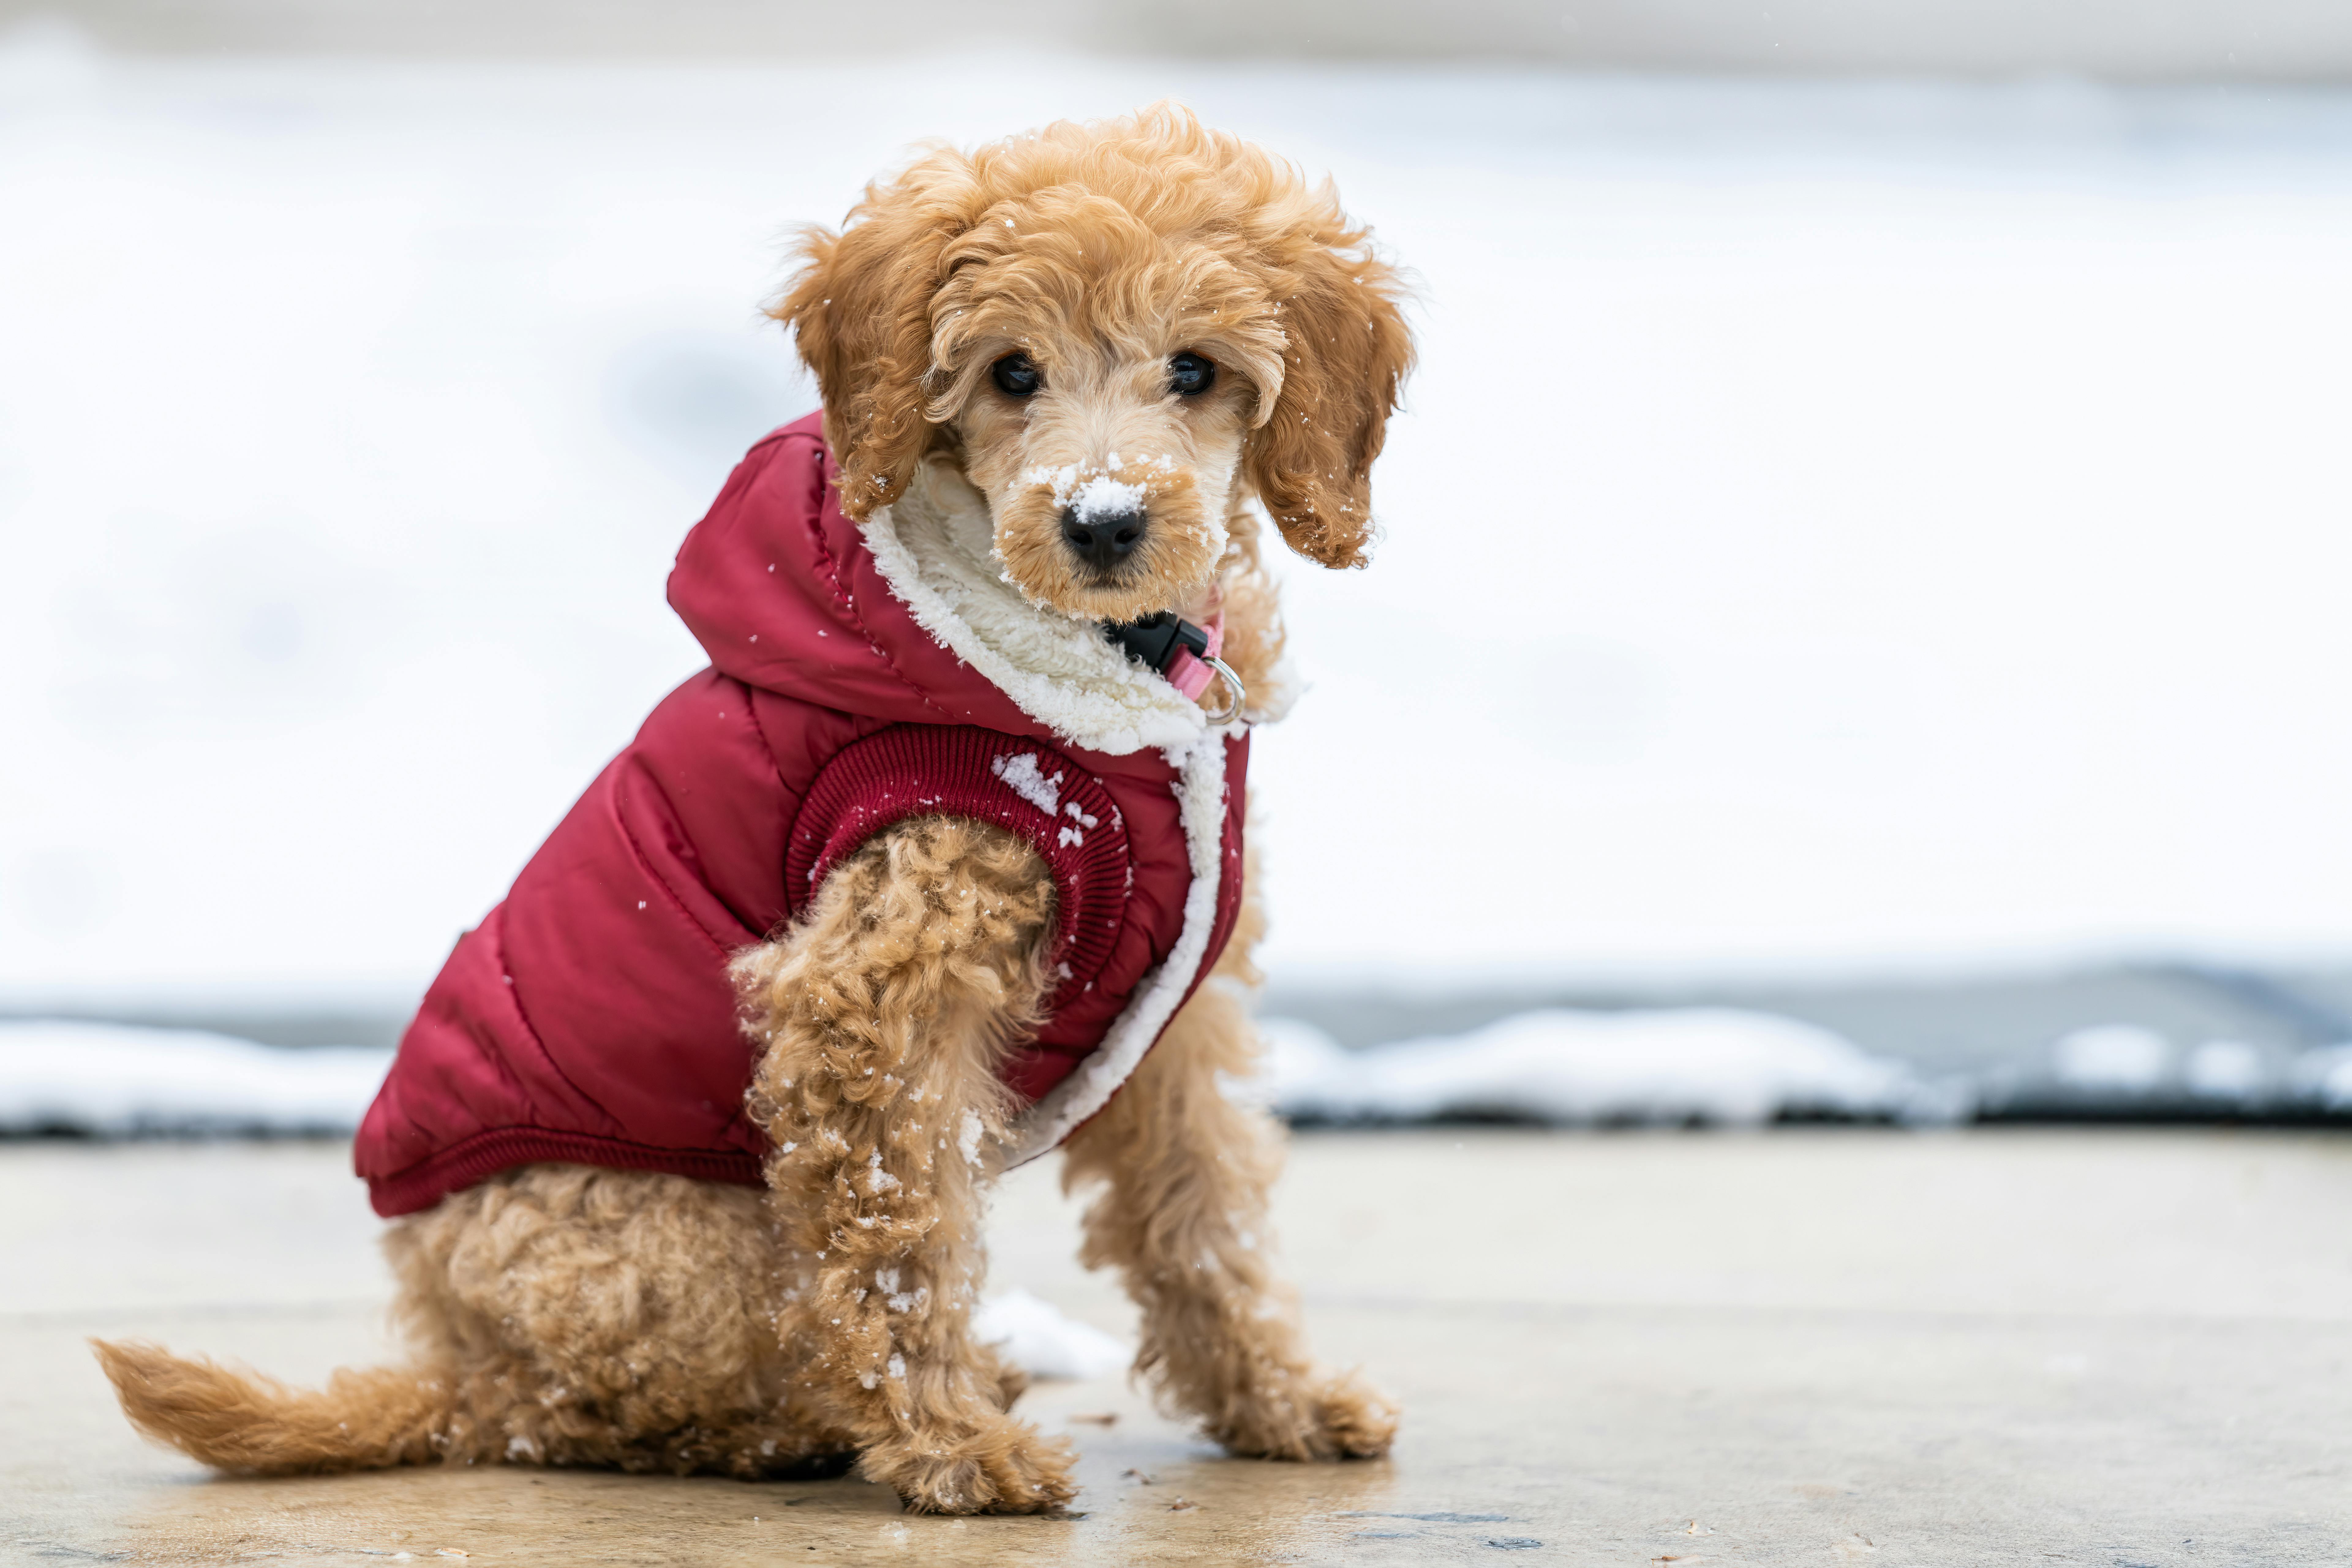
[1251,1010,1972,1127]
[2,1010,1962,1138]
[2003,1023,2347,1112]
[9,1011,2350,1141]
[970,1289,1130,1381]
[2282,1045,2352,1112]
[0,1022,391,1136]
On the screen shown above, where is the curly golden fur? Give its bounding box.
[97,103,1410,1516]
[774,102,1413,607]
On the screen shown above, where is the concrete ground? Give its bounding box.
[2,1129,2347,1566]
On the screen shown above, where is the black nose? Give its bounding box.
[1061,506,1145,570]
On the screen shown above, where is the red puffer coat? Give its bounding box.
[354,413,1247,1218]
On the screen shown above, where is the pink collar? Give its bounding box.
[1102,611,1243,721]
[1164,613,1224,701]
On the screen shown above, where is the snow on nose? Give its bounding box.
[1068,473,1146,523]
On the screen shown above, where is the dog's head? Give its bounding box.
[773,105,1413,622]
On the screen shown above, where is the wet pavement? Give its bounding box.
[3,1128,2348,1565]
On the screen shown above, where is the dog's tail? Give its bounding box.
[92,1338,453,1475]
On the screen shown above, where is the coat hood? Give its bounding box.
[668,413,1216,759]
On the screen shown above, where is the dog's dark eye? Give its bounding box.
[1168,352,1215,398]
[991,352,1042,398]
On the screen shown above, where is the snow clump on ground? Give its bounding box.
[969,1289,1131,1381]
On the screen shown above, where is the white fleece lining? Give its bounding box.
[1003,735,1225,1165]
[861,459,1207,758]
[856,460,1233,1164]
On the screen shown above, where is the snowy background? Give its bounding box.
[5,23,2352,1112]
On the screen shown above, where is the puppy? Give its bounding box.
[97,104,1414,1516]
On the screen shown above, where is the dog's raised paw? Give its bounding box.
[1208,1369,1400,1462]
[1311,1370,1399,1459]
[861,1418,1077,1515]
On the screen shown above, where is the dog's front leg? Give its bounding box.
[733,818,1074,1515]
[1061,938,1400,1461]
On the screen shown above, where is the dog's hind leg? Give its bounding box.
[380,1164,853,1477]
[733,816,1076,1516]
[97,1162,850,1478]
[1059,859,1400,1461]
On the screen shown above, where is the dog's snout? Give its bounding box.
[1060,506,1146,570]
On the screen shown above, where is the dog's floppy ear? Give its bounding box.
[1241,222,1414,569]
[771,165,964,520]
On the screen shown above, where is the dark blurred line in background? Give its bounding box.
[11,958,2352,1125]
[9,0,2352,79]
[17,959,2345,1062]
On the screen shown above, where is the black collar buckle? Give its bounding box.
[1102,611,1211,675]
[1102,612,1246,724]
